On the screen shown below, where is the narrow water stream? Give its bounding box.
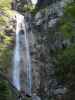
[12,14,21,90]
[12,13,32,95]
[22,16,32,96]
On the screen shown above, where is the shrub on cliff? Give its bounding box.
[59,1,75,38]
[0,0,15,75]
[56,1,75,90]
[0,80,12,100]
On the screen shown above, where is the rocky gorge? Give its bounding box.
[0,0,75,100]
[24,0,75,99]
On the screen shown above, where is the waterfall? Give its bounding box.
[12,14,22,90]
[22,15,32,96]
[12,13,32,95]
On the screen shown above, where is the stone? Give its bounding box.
[32,94,41,100]
[35,12,42,20]
[54,87,67,95]
[48,18,59,28]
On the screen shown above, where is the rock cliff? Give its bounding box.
[23,0,75,100]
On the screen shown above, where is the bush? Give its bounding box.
[0,80,12,100]
[59,2,75,38]
[56,45,75,90]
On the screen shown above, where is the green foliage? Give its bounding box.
[0,48,12,73]
[64,2,75,19]
[19,3,39,15]
[0,0,11,15]
[4,35,13,45]
[0,0,14,74]
[0,80,12,100]
[59,19,74,38]
[0,0,15,26]
[30,6,39,15]
[56,46,75,81]
[0,0,11,8]
[0,31,13,46]
[0,16,8,25]
[0,32,13,74]
[59,2,75,38]
[55,2,75,90]
[23,4,35,13]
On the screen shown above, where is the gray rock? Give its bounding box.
[32,94,41,100]
[48,18,59,28]
[54,87,67,95]
[35,12,42,20]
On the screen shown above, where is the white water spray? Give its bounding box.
[12,14,23,90]
[12,13,32,95]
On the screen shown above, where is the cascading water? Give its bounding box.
[22,15,32,96]
[12,13,32,95]
[12,14,22,90]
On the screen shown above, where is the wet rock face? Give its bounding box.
[32,94,41,100]
[30,0,72,99]
[16,0,73,99]
[33,2,64,33]
[15,0,31,12]
[19,31,28,91]
[37,0,61,8]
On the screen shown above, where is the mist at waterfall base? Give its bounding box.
[12,13,32,96]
